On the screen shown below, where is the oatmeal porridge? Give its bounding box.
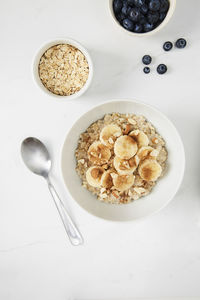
[75,113,168,204]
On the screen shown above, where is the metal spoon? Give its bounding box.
[21,137,83,246]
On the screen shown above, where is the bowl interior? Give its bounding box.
[109,0,176,36]
[61,100,185,221]
[33,38,93,99]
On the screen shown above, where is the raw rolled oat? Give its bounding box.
[38,44,89,96]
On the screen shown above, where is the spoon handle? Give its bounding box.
[47,179,84,246]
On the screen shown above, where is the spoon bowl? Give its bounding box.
[21,137,51,178]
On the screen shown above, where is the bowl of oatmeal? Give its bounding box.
[33,38,93,99]
[61,100,185,221]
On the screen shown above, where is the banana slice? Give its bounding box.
[129,130,149,148]
[113,155,139,175]
[88,141,111,165]
[101,170,113,189]
[111,173,135,192]
[114,136,138,160]
[86,166,105,188]
[100,124,122,148]
[138,159,162,182]
[137,146,158,161]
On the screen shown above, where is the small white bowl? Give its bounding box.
[109,0,176,36]
[33,38,93,100]
[61,100,185,222]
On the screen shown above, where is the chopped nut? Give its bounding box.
[112,191,119,198]
[110,173,118,179]
[108,137,114,144]
[150,149,159,157]
[130,129,139,136]
[119,165,127,170]
[128,190,133,196]
[134,187,146,194]
[152,137,159,144]
[102,164,108,169]
[90,151,97,157]
[134,155,140,166]
[123,124,132,135]
[128,118,136,125]
[114,131,121,137]
[133,194,140,200]
[122,160,130,169]
[78,159,85,164]
[101,193,107,199]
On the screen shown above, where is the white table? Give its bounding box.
[1,0,200,299]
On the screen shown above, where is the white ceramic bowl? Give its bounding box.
[61,100,185,221]
[109,0,176,36]
[33,38,93,100]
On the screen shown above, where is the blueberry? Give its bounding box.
[143,22,154,32]
[159,12,166,21]
[139,14,146,25]
[127,0,135,6]
[175,38,187,49]
[142,55,152,65]
[157,64,167,74]
[129,8,141,22]
[143,67,150,74]
[133,0,145,8]
[122,3,131,15]
[140,4,148,14]
[149,0,161,11]
[113,0,123,14]
[147,11,159,24]
[116,12,126,22]
[121,3,128,14]
[122,18,134,31]
[160,0,169,12]
[163,41,173,51]
[134,23,143,32]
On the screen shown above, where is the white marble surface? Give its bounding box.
[1,0,200,299]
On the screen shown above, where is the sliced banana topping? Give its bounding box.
[111,173,135,192]
[86,166,105,188]
[100,124,122,148]
[138,159,162,182]
[113,155,139,175]
[101,170,113,189]
[114,135,138,160]
[129,130,149,148]
[137,146,158,161]
[88,141,111,165]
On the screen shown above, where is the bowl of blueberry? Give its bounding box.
[109,0,176,35]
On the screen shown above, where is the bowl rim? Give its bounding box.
[32,37,93,100]
[108,0,176,37]
[60,99,185,222]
